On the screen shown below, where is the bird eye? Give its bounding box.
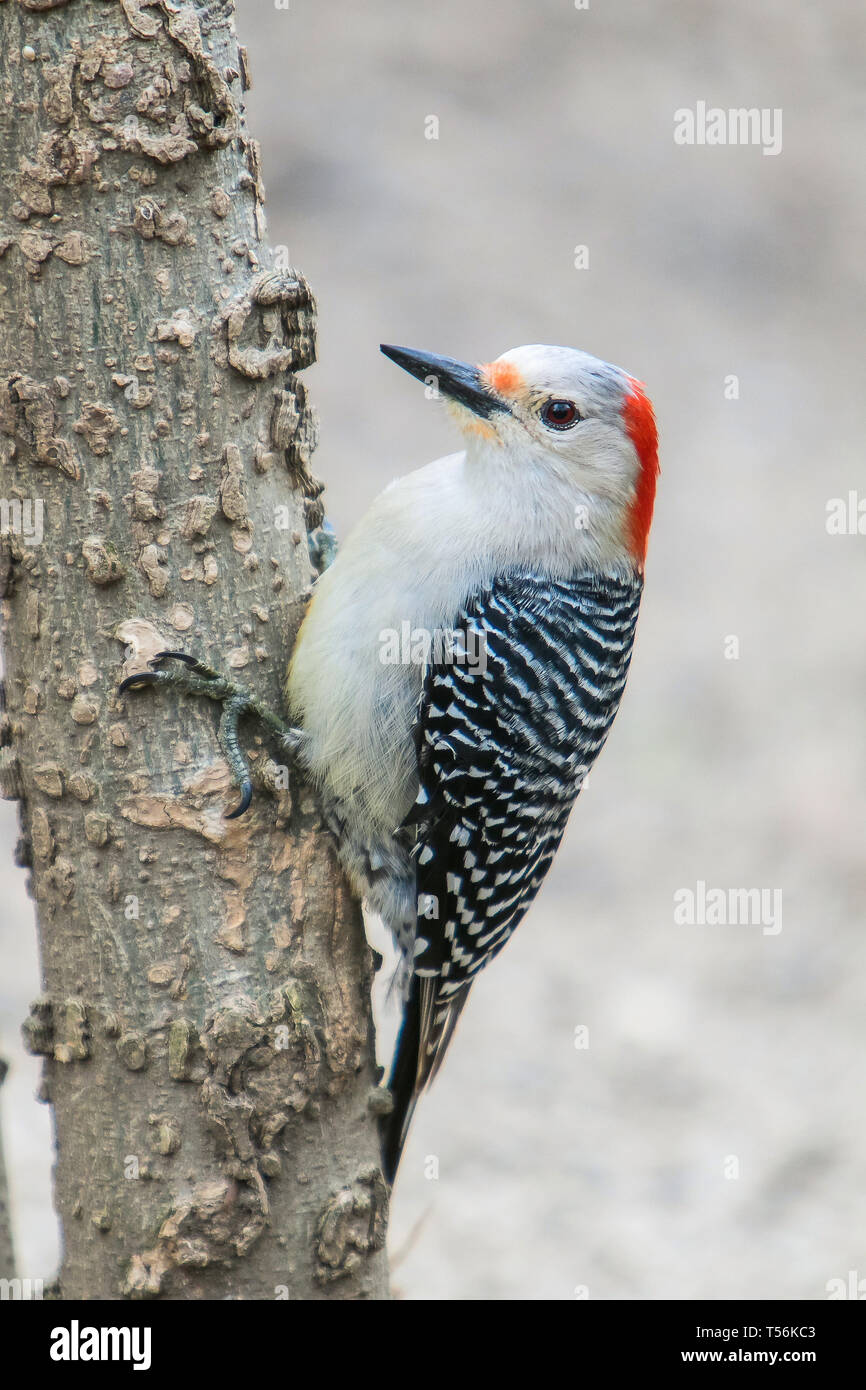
[540,398,580,430]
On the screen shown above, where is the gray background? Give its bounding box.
[2,0,863,1300]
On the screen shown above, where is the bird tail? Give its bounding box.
[380,975,470,1186]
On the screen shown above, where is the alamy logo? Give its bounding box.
[0,1277,44,1299]
[826,492,866,535]
[674,102,782,156]
[379,622,487,673]
[50,1320,151,1371]
[826,1270,866,1300]
[674,880,782,935]
[0,497,43,545]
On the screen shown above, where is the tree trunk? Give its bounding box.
[0,1059,16,1285]
[0,0,388,1300]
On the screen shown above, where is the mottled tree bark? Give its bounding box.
[0,0,388,1299]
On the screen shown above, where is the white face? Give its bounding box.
[380,339,658,570]
[446,344,643,502]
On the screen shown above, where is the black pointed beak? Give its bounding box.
[380,344,509,419]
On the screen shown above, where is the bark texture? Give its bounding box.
[0,0,388,1299]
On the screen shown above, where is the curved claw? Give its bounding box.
[153,650,200,667]
[119,671,164,695]
[224,777,253,820]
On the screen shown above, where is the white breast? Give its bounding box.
[287,446,633,840]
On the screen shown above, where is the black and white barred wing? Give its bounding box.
[381,571,643,1179]
[383,570,643,1180]
[410,571,642,993]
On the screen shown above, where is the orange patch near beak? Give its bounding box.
[463,417,499,442]
[480,360,524,398]
[444,398,499,442]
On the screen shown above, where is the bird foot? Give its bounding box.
[119,651,304,818]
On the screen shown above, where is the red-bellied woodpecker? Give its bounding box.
[121,342,659,1185]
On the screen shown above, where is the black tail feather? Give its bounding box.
[380,977,471,1186]
[380,976,423,1187]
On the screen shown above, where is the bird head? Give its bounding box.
[381,342,659,568]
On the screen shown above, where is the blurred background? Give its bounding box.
[2,0,864,1299]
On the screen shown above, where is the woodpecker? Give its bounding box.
[122,342,659,1186]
